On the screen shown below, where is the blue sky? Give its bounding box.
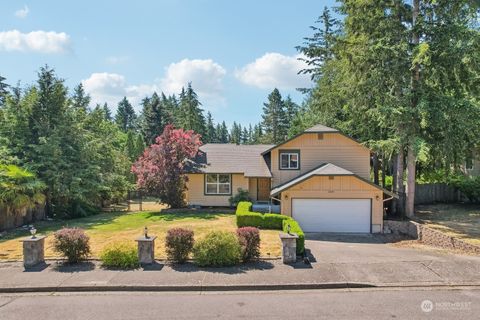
[0,0,335,126]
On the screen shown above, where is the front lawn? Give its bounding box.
[416,204,480,245]
[0,209,281,260]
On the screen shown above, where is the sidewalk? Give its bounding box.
[1,257,480,293]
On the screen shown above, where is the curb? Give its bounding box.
[2,282,480,293]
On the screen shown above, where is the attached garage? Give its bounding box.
[292,199,371,233]
[271,163,396,234]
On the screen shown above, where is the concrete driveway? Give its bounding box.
[304,233,480,285]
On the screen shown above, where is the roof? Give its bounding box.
[261,123,368,155]
[187,144,274,177]
[270,163,398,198]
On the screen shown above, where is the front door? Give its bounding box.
[257,178,271,201]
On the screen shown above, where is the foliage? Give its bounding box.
[236,201,290,229]
[228,188,251,207]
[282,219,305,255]
[448,176,480,203]
[52,227,91,263]
[115,97,137,132]
[132,125,201,208]
[0,164,46,209]
[165,228,195,263]
[193,231,242,267]
[177,84,206,137]
[100,243,139,269]
[236,227,260,262]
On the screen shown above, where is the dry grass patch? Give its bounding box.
[415,204,480,246]
[0,209,281,260]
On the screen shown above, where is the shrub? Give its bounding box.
[236,201,290,229]
[52,227,91,263]
[100,243,139,269]
[229,188,251,207]
[282,219,305,255]
[165,228,195,263]
[193,231,241,267]
[448,176,480,203]
[236,227,260,262]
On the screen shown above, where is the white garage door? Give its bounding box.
[292,199,371,233]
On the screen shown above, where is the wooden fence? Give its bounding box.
[414,183,460,205]
[0,204,46,232]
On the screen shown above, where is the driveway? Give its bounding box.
[304,233,480,285]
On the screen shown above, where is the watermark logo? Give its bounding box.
[421,300,471,312]
[421,300,434,312]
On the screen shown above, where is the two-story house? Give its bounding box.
[185,124,395,233]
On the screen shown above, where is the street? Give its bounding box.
[0,287,478,320]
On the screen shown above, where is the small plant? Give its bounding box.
[100,243,139,269]
[237,227,260,262]
[229,188,251,207]
[193,231,241,267]
[52,227,91,263]
[165,228,195,263]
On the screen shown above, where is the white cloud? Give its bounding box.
[106,55,129,65]
[0,30,70,53]
[15,5,29,19]
[83,58,228,112]
[160,58,227,104]
[235,52,311,90]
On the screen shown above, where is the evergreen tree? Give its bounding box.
[216,121,229,143]
[0,74,8,107]
[142,92,166,145]
[71,83,91,111]
[205,111,216,143]
[261,88,288,144]
[242,127,249,144]
[230,122,242,144]
[115,97,137,132]
[284,95,300,127]
[177,84,206,137]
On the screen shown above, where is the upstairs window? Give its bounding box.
[279,151,300,170]
[205,174,231,195]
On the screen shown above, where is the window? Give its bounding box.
[205,174,231,195]
[466,155,474,170]
[279,151,300,170]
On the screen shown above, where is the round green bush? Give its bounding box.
[193,231,241,267]
[100,243,139,269]
[52,227,91,263]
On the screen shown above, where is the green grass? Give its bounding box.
[0,208,281,260]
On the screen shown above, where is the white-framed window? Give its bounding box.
[205,174,231,195]
[280,151,300,170]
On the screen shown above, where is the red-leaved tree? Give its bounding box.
[131,125,201,208]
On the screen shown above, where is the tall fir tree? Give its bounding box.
[115,97,137,132]
[142,92,166,145]
[0,74,8,107]
[177,83,206,137]
[205,111,216,143]
[102,103,112,121]
[261,88,288,144]
[230,122,242,144]
[71,83,91,112]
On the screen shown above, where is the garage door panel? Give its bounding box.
[292,199,371,233]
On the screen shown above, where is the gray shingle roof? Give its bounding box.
[188,144,274,177]
[304,124,339,132]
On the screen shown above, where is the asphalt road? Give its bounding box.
[0,288,478,320]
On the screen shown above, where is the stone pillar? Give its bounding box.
[21,235,46,268]
[136,236,156,265]
[279,232,298,264]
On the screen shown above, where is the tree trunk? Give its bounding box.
[406,144,416,217]
[391,153,398,215]
[372,153,380,185]
[381,153,387,188]
[395,149,405,216]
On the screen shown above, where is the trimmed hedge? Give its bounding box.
[236,201,290,229]
[236,201,305,255]
[282,219,305,255]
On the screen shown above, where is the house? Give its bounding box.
[464,148,479,177]
[185,124,396,233]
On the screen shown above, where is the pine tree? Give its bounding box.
[284,95,299,127]
[261,88,288,144]
[71,83,91,111]
[242,127,249,144]
[177,84,206,137]
[0,74,8,106]
[216,121,229,143]
[115,97,137,132]
[230,122,242,144]
[102,103,112,121]
[161,92,176,125]
[142,92,166,145]
[205,111,216,143]
[125,130,136,161]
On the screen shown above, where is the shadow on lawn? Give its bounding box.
[142,211,232,221]
[169,260,275,274]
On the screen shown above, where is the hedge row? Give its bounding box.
[282,219,305,255]
[236,201,305,254]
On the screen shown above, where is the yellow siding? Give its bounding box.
[279,175,383,232]
[271,133,370,187]
[249,178,258,201]
[186,174,249,206]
